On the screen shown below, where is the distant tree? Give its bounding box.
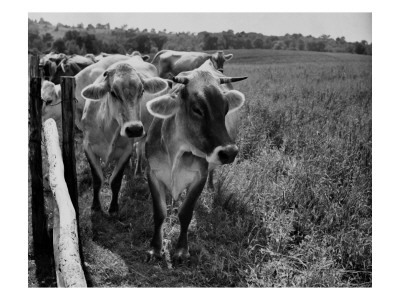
[336,36,346,45]
[297,39,305,51]
[134,34,151,53]
[42,33,53,44]
[203,33,218,50]
[253,38,264,49]
[77,23,84,29]
[307,40,325,52]
[354,41,367,54]
[272,40,286,50]
[87,24,95,30]
[245,39,253,49]
[151,34,168,51]
[265,36,278,49]
[65,40,80,54]
[38,18,51,26]
[52,38,66,53]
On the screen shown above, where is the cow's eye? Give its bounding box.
[192,106,203,117]
[43,99,52,105]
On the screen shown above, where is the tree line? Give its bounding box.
[28,18,372,56]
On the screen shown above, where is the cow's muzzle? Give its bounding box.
[206,144,238,165]
[122,121,144,138]
[217,145,238,164]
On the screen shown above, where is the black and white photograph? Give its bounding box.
[9,1,393,293]
[25,10,373,288]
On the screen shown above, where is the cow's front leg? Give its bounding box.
[109,149,132,217]
[173,172,207,264]
[84,146,104,212]
[147,169,168,261]
[134,141,145,177]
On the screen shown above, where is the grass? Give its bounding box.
[28,49,372,287]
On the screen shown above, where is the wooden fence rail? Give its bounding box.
[43,118,86,287]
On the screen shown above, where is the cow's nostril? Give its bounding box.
[125,125,143,138]
[217,145,238,164]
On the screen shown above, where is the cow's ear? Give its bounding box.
[165,79,174,89]
[141,55,150,61]
[81,80,110,101]
[224,90,245,115]
[143,77,169,94]
[146,94,179,119]
[224,54,233,61]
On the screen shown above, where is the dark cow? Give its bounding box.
[51,55,95,85]
[144,60,247,262]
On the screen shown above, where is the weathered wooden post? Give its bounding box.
[43,118,87,287]
[29,54,50,257]
[60,76,89,283]
[61,76,78,215]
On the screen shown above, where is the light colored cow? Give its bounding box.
[80,55,169,215]
[40,55,131,130]
[127,50,151,62]
[41,80,62,125]
[151,50,233,79]
[144,60,247,262]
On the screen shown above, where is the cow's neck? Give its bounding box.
[97,96,120,143]
[161,115,207,198]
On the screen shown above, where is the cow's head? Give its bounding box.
[146,69,247,165]
[210,51,233,73]
[82,63,169,138]
[129,50,150,62]
[41,80,61,123]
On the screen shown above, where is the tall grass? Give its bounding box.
[190,54,372,286]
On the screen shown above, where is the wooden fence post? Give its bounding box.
[61,77,78,215]
[43,118,87,287]
[29,54,50,257]
[60,76,89,282]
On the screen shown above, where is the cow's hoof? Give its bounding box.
[146,249,163,263]
[172,249,190,265]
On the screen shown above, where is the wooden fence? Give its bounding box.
[29,55,86,287]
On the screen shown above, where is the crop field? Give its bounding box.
[28,49,372,287]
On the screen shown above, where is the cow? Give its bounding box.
[39,52,67,80]
[51,55,95,85]
[79,55,169,216]
[85,53,97,63]
[95,52,112,62]
[41,80,62,125]
[151,50,233,79]
[40,55,131,132]
[127,50,151,62]
[144,60,247,262]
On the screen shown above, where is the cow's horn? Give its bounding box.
[172,76,189,85]
[220,76,248,84]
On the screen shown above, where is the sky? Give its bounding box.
[28,12,372,43]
